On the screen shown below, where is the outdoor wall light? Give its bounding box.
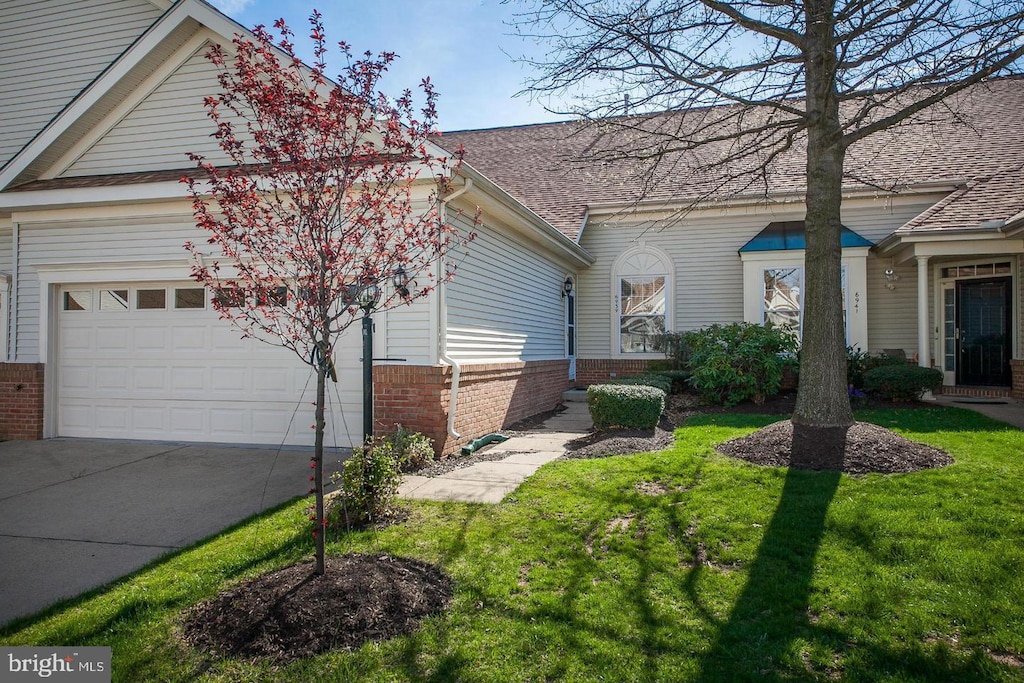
[884,266,900,290]
[562,277,574,298]
[392,266,410,298]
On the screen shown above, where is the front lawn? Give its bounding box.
[3,407,1023,681]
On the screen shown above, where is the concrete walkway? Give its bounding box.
[399,398,592,504]
[932,394,1024,429]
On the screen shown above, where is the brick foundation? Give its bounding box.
[575,358,654,386]
[0,363,45,440]
[1012,359,1024,400]
[374,359,570,456]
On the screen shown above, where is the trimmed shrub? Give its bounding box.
[682,322,798,406]
[587,384,666,430]
[847,348,907,388]
[863,365,942,402]
[609,374,673,394]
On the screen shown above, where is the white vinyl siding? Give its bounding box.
[577,196,943,357]
[445,210,568,361]
[0,0,163,169]
[13,211,200,361]
[383,292,434,364]
[64,43,240,176]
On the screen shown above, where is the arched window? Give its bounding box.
[611,245,673,355]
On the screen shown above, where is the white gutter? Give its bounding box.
[438,177,474,439]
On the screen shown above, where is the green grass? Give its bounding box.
[3,406,1024,682]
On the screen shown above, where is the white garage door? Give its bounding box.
[56,283,363,446]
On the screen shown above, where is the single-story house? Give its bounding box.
[2,0,1022,455]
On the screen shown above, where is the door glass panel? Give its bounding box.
[137,289,166,310]
[99,289,129,311]
[174,288,206,309]
[943,288,956,372]
[63,290,92,311]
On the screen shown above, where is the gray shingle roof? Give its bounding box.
[440,77,1024,241]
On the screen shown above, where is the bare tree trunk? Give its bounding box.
[794,0,855,429]
[313,363,327,576]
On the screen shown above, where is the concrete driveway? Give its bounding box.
[0,438,346,627]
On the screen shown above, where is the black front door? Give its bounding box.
[956,277,1012,386]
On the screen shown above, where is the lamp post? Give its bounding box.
[355,283,380,444]
[355,267,411,444]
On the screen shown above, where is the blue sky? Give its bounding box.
[208,0,571,131]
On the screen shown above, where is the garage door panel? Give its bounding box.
[133,327,170,352]
[96,327,130,351]
[95,406,128,431]
[60,365,92,391]
[95,366,129,391]
[171,326,207,350]
[131,406,167,435]
[170,367,207,392]
[170,407,206,433]
[57,282,361,446]
[132,366,168,391]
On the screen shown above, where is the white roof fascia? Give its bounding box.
[458,163,594,267]
[0,182,188,212]
[584,181,962,218]
[0,0,254,191]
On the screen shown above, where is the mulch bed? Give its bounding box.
[716,419,953,474]
[561,391,953,474]
[181,554,452,662]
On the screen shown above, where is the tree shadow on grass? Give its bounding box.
[695,423,845,681]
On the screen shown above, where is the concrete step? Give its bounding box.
[563,388,588,402]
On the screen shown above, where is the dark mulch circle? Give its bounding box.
[562,417,676,460]
[716,419,953,474]
[561,391,952,474]
[181,554,452,662]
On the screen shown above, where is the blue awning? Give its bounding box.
[739,221,874,252]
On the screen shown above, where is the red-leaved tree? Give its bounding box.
[184,13,474,575]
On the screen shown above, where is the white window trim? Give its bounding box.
[611,244,673,358]
[740,248,869,351]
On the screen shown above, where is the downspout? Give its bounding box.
[1,272,10,363]
[438,177,473,439]
[9,222,18,363]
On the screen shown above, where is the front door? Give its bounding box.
[956,277,1012,386]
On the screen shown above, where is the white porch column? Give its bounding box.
[917,255,930,368]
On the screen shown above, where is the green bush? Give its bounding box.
[608,374,673,394]
[654,331,691,370]
[847,347,907,388]
[587,384,666,430]
[682,322,798,406]
[649,369,691,394]
[329,436,403,529]
[863,365,942,402]
[385,424,436,472]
